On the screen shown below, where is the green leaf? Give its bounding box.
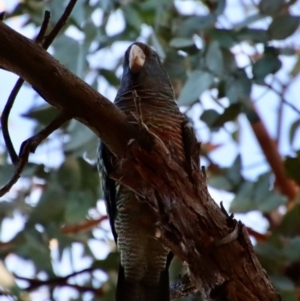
[13,228,53,273]
[270,275,297,301]
[93,252,119,271]
[282,237,300,262]
[284,152,300,185]
[253,49,282,84]
[221,48,238,73]
[230,181,255,212]
[206,41,224,76]
[69,0,86,26]
[22,105,60,125]
[0,164,14,187]
[290,54,300,76]
[178,70,214,105]
[0,201,14,221]
[234,14,265,30]
[64,190,95,224]
[64,120,98,160]
[57,156,81,190]
[280,202,300,236]
[169,38,195,48]
[150,32,166,61]
[268,15,300,40]
[225,71,251,103]
[27,183,66,226]
[259,0,285,15]
[214,103,242,127]
[236,28,268,44]
[208,29,236,48]
[214,0,226,15]
[230,172,286,213]
[177,15,216,36]
[255,241,282,263]
[200,109,220,131]
[227,155,243,187]
[289,119,300,146]
[123,6,143,30]
[208,174,233,191]
[77,158,99,197]
[53,35,80,74]
[201,104,241,131]
[100,69,120,86]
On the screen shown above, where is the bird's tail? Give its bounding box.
[115,263,170,301]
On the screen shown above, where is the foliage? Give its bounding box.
[1,0,300,300]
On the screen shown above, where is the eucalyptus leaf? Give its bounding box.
[259,0,285,15]
[206,41,224,76]
[268,15,300,40]
[177,15,216,36]
[284,152,300,185]
[230,172,286,213]
[53,35,80,74]
[253,49,281,84]
[22,105,60,125]
[200,109,220,131]
[225,71,251,103]
[178,70,214,105]
[169,38,195,48]
[289,119,300,146]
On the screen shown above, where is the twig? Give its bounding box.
[0,0,77,195]
[61,216,108,234]
[0,11,5,21]
[36,11,51,43]
[246,227,269,243]
[0,112,70,197]
[1,78,24,165]
[1,11,51,166]
[16,274,103,295]
[16,268,195,300]
[276,97,284,147]
[282,99,300,115]
[15,267,104,296]
[42,0,77,49]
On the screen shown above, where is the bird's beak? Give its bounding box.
[129,45,146,73]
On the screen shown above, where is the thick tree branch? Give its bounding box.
[0,22,281,300]
[0,21,137,159]
[246,107,299,206]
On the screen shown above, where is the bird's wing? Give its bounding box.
[97,141,118,242]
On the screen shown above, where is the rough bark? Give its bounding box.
[0,21,281,300]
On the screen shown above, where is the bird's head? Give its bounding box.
[118,42,174,96]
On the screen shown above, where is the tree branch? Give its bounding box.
[61,216,108,235]
[0,0,77,194]
[0,21,281,300]
[0,21,137,159]
[0,112,70,197]
[15,273,104,296]
[1,10,50,166]
[246,106,299,206]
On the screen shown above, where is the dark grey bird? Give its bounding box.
[98,42,197,301]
